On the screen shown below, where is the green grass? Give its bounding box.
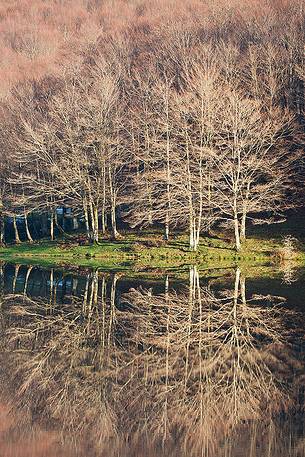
[1,229,305,270]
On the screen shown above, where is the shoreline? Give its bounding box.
[0,232,304,269]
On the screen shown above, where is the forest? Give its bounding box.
[0,0,304,253]
[1,3,305,455]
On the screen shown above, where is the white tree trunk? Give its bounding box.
[13,215,21,244]
[24,212,33,243]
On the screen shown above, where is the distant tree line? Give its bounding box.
[0,0,304,251]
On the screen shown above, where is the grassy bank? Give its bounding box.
[0,231,304,269]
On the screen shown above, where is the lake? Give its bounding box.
[0,261,305,457]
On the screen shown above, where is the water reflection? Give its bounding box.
[0,263,305,456]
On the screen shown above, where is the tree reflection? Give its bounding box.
[0,267,304,457]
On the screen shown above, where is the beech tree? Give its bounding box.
[209,90,296,250]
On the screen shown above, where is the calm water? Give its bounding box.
[0,261,305,457]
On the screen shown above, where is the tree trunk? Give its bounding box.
[164,213,170,241]
[0,217,5,246]
[94,206,99,242]
[240,211,246,241]
[72,216,79,230]
[110,201,119,240]
[89,202,99,244]
[13,215,21,244]
[108,166,119,240]
[62,207,67,231]
[101,160,107,235]
[24,212,33,243]
[164,83,171,242]
[234,216,241,252]
[241,183,250,242]
[193,221,199,252]
[83,200,91,241]
[233,197,241,251]
[101,207,107,235]
[189,216,195,251]
[194,143,204,251]
[185,135,196,252]
[50,211,55,241]
[41,212,49,237]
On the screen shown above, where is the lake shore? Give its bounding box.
[0,231,304,269]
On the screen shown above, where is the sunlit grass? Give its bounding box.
[0,230,304,269]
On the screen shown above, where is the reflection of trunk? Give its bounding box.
[232,267,241,413]
[13,215,21,244]
[189,265,200,299]
[108,273,118,345]
[24,212,33,243]
[72,278,78,295]
[165,275,169,296]
[186,266,201,394]
[185,266,198,392]
[101,275,107,349]
[83,273,90,313]
[239,271,250,336]
[164,273,170,443]
[234,267,241,305]
[23,265,33,295]
[110,273,118,309]
[12,264,21,293]
[249,422,258,457]
[240,273,246,305]
[49,268,55,306]
[88,270,99,325]
[83,271,99,323]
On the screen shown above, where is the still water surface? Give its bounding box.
[0,262,305,457]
